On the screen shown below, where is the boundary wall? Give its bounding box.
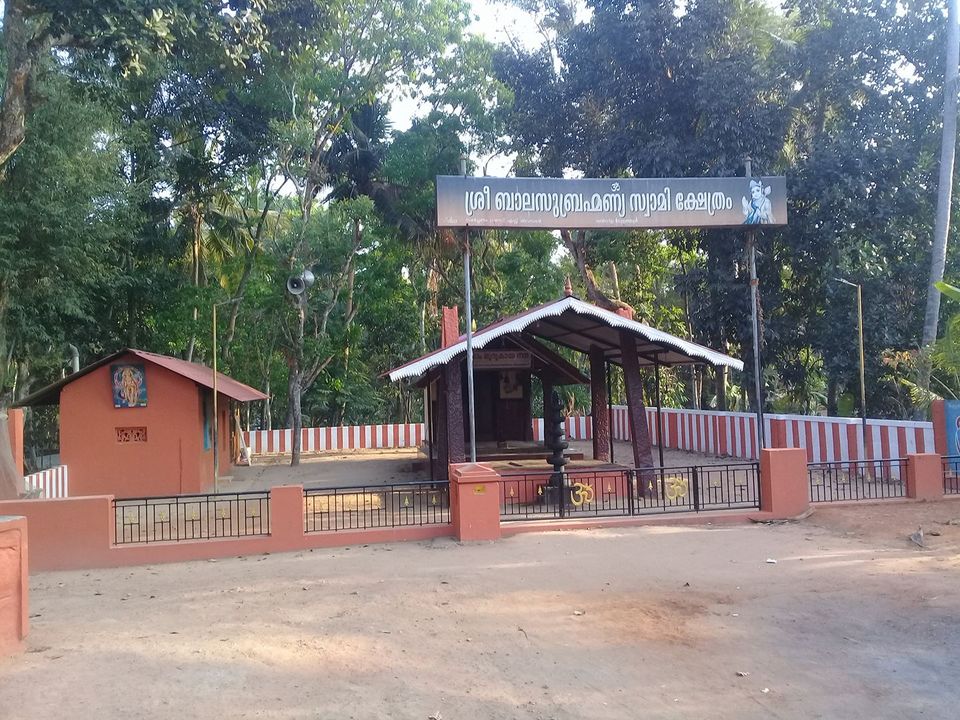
[23,466,69,499]
[0,487,449,572]
[2,450,953,573]
[245,408,933,464]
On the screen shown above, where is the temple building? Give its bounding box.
[388,292,743,478]
[15,349,267,498]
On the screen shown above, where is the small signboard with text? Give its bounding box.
[473,350,532,369]
[436,175,787,229]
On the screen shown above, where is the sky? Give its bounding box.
[386,0,545,177]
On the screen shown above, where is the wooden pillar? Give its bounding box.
[542,377,554,443]
[435,377,449,474]
[589,346,610,462]
[619,331,654,470]
[446,361,466,463]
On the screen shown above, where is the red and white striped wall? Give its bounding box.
[610,406,933,463]
[245,423,425,456]
[767,414,934,464]
[244,410,934,464]
[24,465,69,498]
[531,415,592,442]
[622,408,762,460]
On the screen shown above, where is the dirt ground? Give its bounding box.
[3,502,960,719]
[228,439,736,492]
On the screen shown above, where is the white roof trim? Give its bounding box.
[388,297,743,382]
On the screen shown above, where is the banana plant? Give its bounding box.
[929,281,960,401]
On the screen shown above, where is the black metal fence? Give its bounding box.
[499,463,760,522]
[114,491,271,544]
[304,480,450,532]
[807,459,906,503]
[943,456,960,496]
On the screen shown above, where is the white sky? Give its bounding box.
[387,0,544,177]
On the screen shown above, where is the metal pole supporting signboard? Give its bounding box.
[745,159,766,452]
[461,157,477,463]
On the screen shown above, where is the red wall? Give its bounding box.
[60,354,232,498]
[0,490,451,572]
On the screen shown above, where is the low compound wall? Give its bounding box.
[0,488,451,572]
[0,448,952,573]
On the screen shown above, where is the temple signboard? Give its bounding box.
[473,350,532,369]
[436,175,787,229]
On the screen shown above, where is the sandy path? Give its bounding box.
[3,502,960,719]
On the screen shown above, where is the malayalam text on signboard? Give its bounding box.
[436,176,787,229]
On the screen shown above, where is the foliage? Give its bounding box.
[1,0,958,452]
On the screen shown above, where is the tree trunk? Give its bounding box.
[699,367,710,409]
[559,229,630,312]
[339,262,356,423]
[920,0,960,402]
[827,377,839,417]
[608,261,621,302]
[0,1,43,170]
[288,361,303,466]
[264,378,272,430]
[222,251,256,363]
[716,366,728,411]
[289,293,307,466]
[186,214,202,362]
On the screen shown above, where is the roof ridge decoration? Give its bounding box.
[387,296,743,382]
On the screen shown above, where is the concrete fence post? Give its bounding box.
[905,454,944,501]
[269,485,306,549]
[0,515,28,656]
[448,463,501,541]
[758,448,810,519]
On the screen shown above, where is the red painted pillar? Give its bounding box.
[589,346,610,462]
[905,454,944,501]
[441,306,460,347]
[0,515,28,656]
[269,485,306,550]
[618,331,654,471]
[6,409,24,477]
[448,463,501,541]
[758,448,810,519]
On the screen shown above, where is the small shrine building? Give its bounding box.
[15,349,267,498]
[387,294,743,479]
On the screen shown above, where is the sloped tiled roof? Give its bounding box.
[388,296,743,383]
[15,349,268,407]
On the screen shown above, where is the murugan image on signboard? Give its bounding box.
[499,370,524,399]
[111,364,148,408]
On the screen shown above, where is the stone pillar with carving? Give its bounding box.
[439,306,465,465]
[589,346,610,462]
[445,361,466,464]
